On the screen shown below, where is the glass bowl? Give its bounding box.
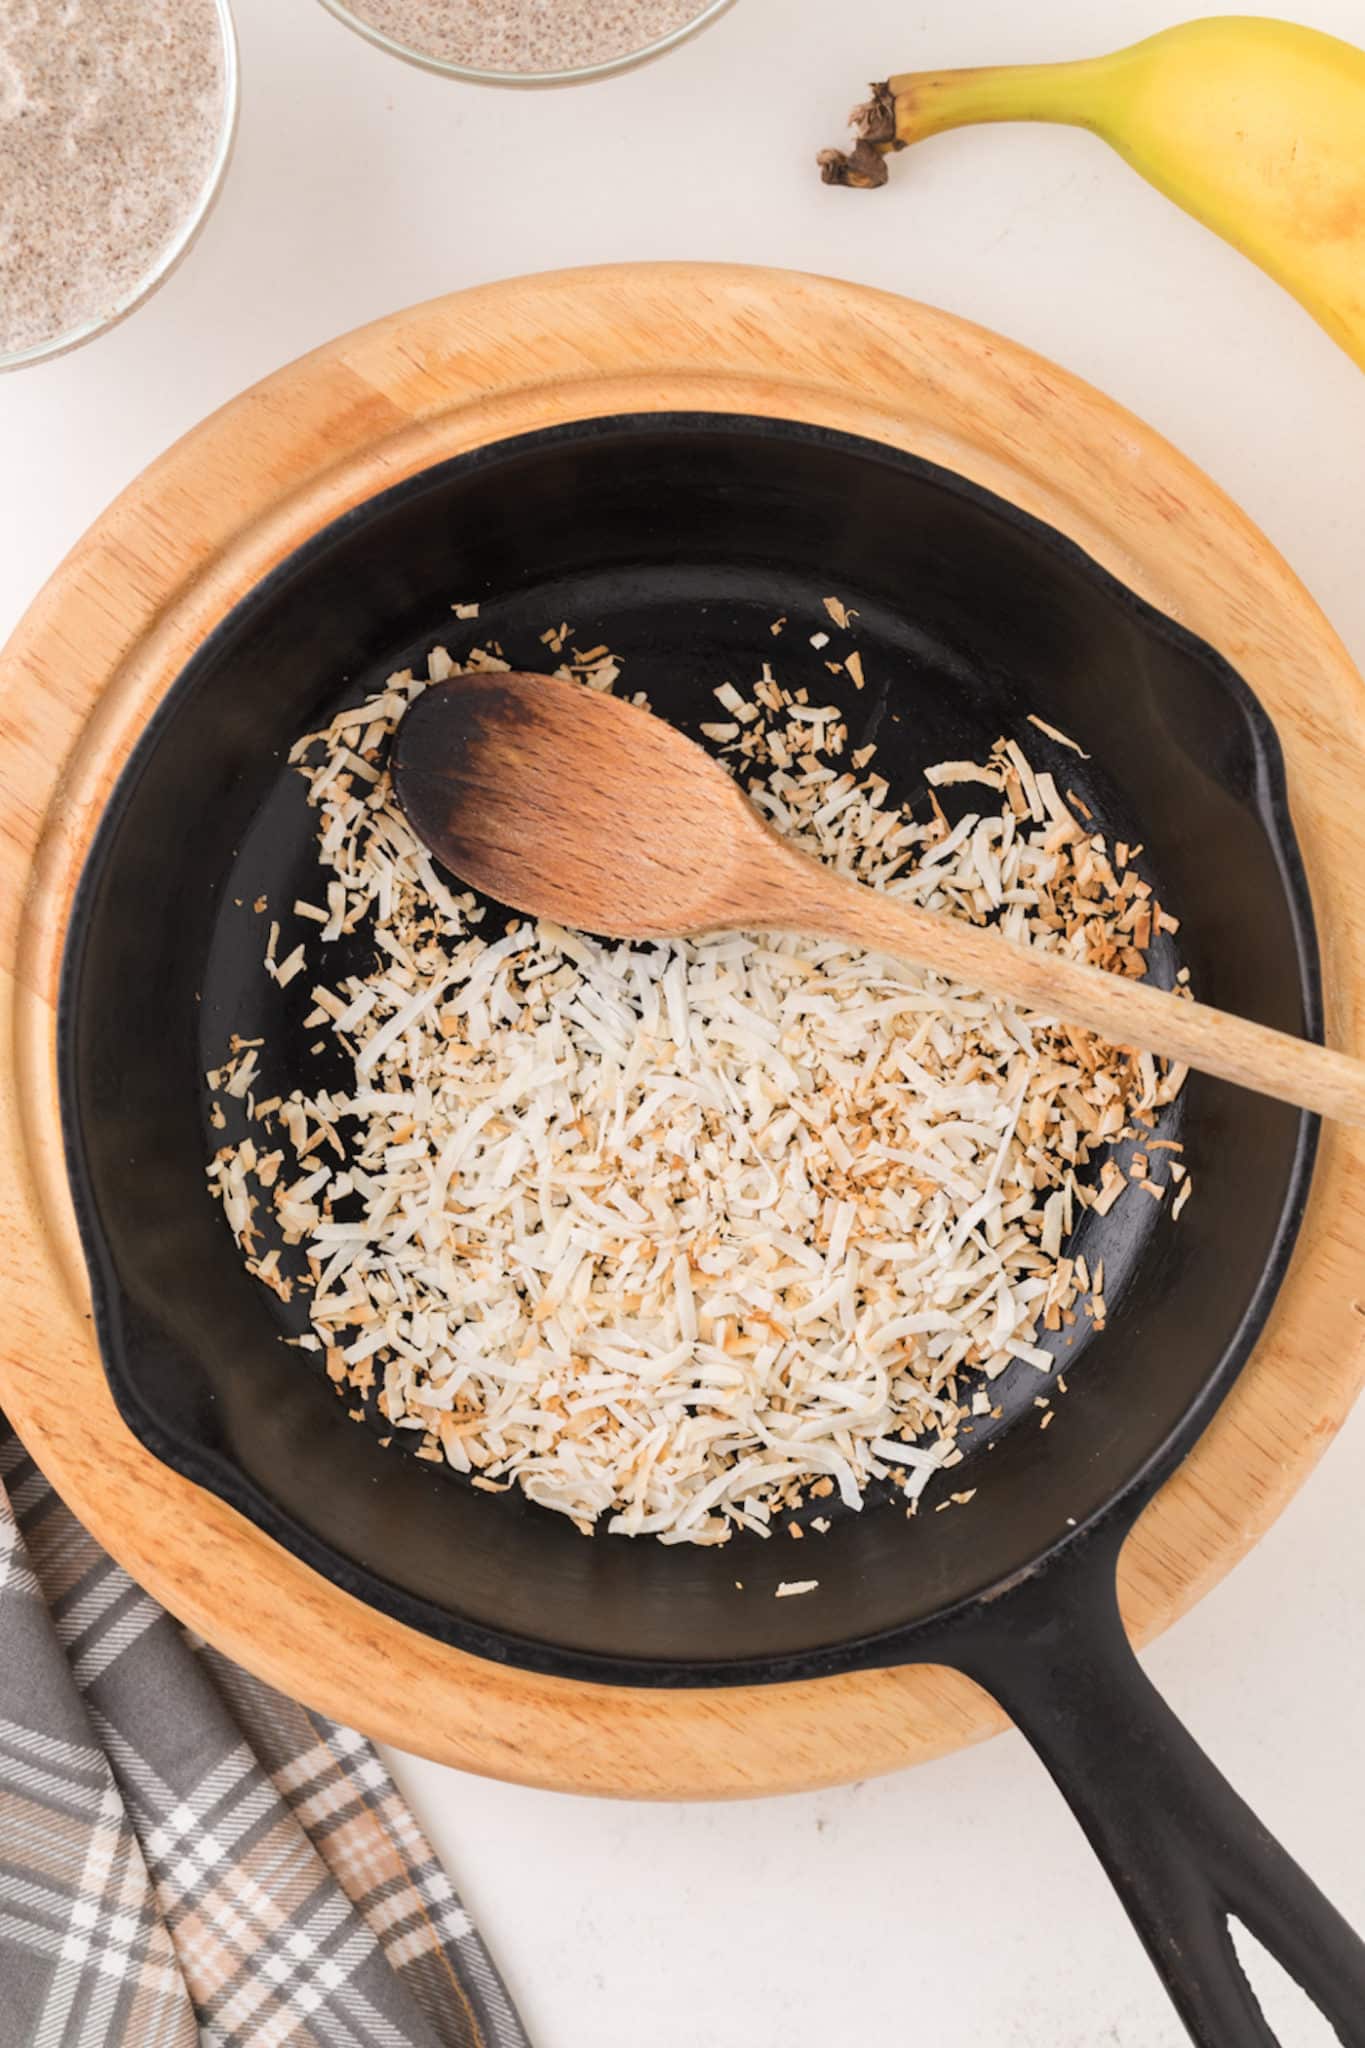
[315,0,737,88]
[0,0,239,374]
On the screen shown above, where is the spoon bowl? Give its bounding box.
[392,670,763,937]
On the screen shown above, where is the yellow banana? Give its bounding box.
[819,17,1365,371]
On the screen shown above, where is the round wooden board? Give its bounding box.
[4,263,1365,1801]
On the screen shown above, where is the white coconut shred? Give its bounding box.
[207,637,1189,1547]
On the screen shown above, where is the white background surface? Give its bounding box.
[4,2,1365,2043]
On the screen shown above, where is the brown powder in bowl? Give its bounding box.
[331,0,714,77]
[0,0,230,364]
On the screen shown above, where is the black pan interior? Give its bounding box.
[60,415,1317,1683]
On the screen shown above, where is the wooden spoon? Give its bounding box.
[391,671,1365,1127]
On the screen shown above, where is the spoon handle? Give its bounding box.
[776,859,1362,1127]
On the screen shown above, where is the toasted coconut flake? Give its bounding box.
[206,644,1188,1545]
[1026,714,1089,758]
[924,761,1004,791]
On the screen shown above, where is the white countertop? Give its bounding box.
[4,2,1365,2042]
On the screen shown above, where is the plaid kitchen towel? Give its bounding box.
[0,1425,530,2048]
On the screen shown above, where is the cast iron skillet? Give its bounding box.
[61,416,1365,2046]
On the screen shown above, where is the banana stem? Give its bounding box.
[819,54,1124,187]
[889,57,1115,141]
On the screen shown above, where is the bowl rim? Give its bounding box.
[313,0,737,88]
[0,0,240,375]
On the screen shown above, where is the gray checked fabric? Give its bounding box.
[0,1424,531,2048]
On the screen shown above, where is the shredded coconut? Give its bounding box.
[206,635,1188,1546]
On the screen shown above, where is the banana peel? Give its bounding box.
[819,17,1365,372]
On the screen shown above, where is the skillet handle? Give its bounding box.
[948,1541,1365,2048]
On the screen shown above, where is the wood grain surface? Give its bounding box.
[2,263,1364,1800]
